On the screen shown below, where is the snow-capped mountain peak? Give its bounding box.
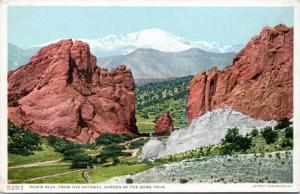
[31,28,243,56]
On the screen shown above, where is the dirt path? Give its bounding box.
[131,148,140,157]
[121,137,146,146]
[22,169,83,182]
[83,169,92,183]
[9,159,70,169]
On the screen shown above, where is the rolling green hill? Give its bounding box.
[135,75,193,132]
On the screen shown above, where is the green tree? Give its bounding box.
[221,128,252,154]
[8,120,41,156]
[95,133,132,145]
[261,127,278,144]
[96,144,128,164]
[250,128,259,137]
[126,178,133,184]
[285,126,293,139]
[71,154,93,169]
[222,127,240,143]
[46,135,80,153]
[63,148,84,160]
[274,118,292,130]
[281,138,293,148]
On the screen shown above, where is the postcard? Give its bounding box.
[0,0,299,193]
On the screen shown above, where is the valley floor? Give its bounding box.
[104,151,293,184]
[8,140,154,184]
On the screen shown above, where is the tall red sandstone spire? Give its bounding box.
[187,24,293,124]
[154,112,174,135]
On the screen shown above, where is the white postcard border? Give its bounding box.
[0,0,299,193]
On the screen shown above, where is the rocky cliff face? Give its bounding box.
[8,39,137,143]
[187,24,293,124]
[154,112,174,134]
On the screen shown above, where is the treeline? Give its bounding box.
[8,120,42,156]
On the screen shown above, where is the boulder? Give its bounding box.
[139,139,166,161]
[8,39,137,143]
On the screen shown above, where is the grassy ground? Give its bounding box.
[136,114,156,133]
[8,145,62,166]
[8,165,72,183]
[25,170,85,183]
[89,163,156,183]
[23,164,156,184]
[8,136,153,184]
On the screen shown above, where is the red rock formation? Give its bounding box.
[8,39,137,143]
[154,112,174,134]
[187,24,293,124]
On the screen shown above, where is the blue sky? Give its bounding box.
[8,6,293,48]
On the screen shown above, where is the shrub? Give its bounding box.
[96,144,127,163]
[46,135,81,153]
[222,128,240,143]
[8,120,42,156]
[220,143,235,155]
[95,133,133,145]
[63,148,84,160]
[261,127,278,144]
[179,178,188,184]
[238,137,252,151]
[221,128,252,154]
[129,138,149,149]
[274,118,292,130]
[103,144,126,152]
[285,126,293,139]
[112,157,120,165]
[126,178,133,184]
[71,154,93,169]
[275,152,281,159]
[250,128,259,137]
[282,138,293,148]
[141,112,149,119]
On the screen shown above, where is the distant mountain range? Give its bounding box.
[97,48,235,79]
[8,28,241,78]
[32,28,244,56]
[8,43,40,70]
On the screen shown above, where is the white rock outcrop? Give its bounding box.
[139,139,166,161]
[140,109,276,160]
